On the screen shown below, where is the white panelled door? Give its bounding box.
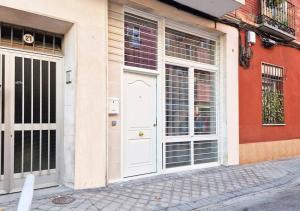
[123,72,157,177]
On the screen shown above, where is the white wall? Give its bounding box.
[0,0,108,189]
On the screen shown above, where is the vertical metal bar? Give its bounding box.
[43,32,45,51]
[33,32,35,51]
[39,60,42,174]
[30,59,33,172]
[22,58,24,125]
[22,28,24,48]
[21,57,24,176]
[21,131,24,175]
[39,130,41,174]
[47,61,50,172]
[0,54,2,176]
[40,60,42,125]
[10,26,13,48]
[30,131,33,173]
[53,36,55,55]
[0,23,2,45]
[189,67,194,165]
[47,130,50,172]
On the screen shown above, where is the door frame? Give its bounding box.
[118,7,224,182]
[0,47,64,193]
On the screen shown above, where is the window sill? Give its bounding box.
[262,124,286,127]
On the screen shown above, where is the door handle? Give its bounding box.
[15,81,23,85]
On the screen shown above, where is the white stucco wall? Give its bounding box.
[0,0,108,189]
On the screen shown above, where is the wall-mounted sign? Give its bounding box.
[23,34,34,44]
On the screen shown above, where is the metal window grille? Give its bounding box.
[124,13,158,70]
[194,140,218,164]
[165,28,216,65]
[165,142,191,168]
[194,70,216,135]
[165,140,218,168]
[165,64,189,136]
[262,63,284,124]
[0,23,63,55]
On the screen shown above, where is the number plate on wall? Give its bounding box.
[23,34,35,44]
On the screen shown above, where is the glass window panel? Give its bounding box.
[34,32,44,50]
[124,12,158,70]
[23,131,31,172]
[50,62,56,123]
[15,57,23,123]
[194,70,216,135]
[165,28,216,65]
[33,59,40,123]
[44,34,53,51]
[41,130,48,170]
[14,131,22,173]
[12,27,23,47]
[1,25,11,45]
[42,61,48,123]
[165,64,189,136]
[0,24,63,54]
[32,130,40,171]
[24,58,32,123]
[54,36,62,52]
[50,130,56,169]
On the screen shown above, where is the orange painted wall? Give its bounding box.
[239,30,300,144]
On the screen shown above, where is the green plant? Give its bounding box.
[267,0,285,7]
[262,91,284,124]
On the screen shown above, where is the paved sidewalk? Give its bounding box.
[1,157,300,210]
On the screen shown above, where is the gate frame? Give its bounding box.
[0,46,64,193]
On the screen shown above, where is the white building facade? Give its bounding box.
[0,0,107,193]
[0,0,242,193]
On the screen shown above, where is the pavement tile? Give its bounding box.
[2,157,300,210]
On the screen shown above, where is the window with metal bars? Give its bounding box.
[165,142,191,168]
[262,63,284,124]
[165,28,216,65]
[165,64,189,136]
[124,13,158,70]
[0,23,63,55]
[165,65,217,136]
[194,70,216,135]
[165,64,218,168]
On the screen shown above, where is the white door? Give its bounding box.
[123,72,157,177]
[0,49,61,193]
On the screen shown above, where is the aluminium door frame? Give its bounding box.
[0,47,64,193]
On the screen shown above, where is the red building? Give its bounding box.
[231,0,300,163]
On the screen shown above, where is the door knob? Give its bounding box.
[139,131,144,137]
